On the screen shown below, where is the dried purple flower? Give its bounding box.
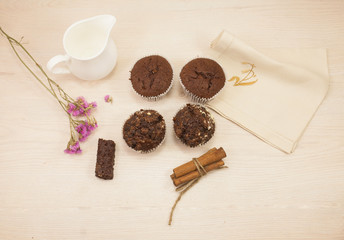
[64,141,82,154]
[75,119,98,142]
[67,103,76,114]
[91,101,97,108]
[104,95,113,103]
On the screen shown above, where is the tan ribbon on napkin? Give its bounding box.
[206,30,329,153]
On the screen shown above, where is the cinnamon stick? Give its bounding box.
[168,147,228,225]
[172,147,226,178]
[169,147,217,180]
[172,160,225,186]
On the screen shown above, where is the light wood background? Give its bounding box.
[0,0,343,239]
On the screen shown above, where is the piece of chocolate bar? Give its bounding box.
[95,138,116,180]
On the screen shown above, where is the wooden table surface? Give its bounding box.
[1,0,343,239]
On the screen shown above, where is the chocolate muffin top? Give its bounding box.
[123,109,166,152]
[130,55,173,98]
[180,58,225,99]
[173,104,215,147]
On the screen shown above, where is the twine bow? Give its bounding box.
[168,158,227,225]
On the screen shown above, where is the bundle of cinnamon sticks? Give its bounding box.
[170,147,227,187]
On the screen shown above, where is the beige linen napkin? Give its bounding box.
[206,30,329,153]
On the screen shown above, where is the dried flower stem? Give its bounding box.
[0,28,71,109]
[0,27,97,153]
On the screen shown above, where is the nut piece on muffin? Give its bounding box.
[180,58,225,103]
[130,55,173,100]
[123,109,166,153]
[173,104,215,147]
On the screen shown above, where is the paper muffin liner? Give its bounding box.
[129,55,174,101]
[172,103,216,148]
[179,56,226,104]
[122,109,166,153]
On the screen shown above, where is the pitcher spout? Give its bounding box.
[95,15,116,39]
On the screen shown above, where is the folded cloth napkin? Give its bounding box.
[205,30,329,153]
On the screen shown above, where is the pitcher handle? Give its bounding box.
[47,55,71,74]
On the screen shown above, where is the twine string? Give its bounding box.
[168,158,227,225]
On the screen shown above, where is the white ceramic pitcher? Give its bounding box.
[47,15,117,81]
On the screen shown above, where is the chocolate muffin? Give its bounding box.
[179,58,225,103]
[173,104,215,147]
[123,109,166,153]
[130,55,173,100]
